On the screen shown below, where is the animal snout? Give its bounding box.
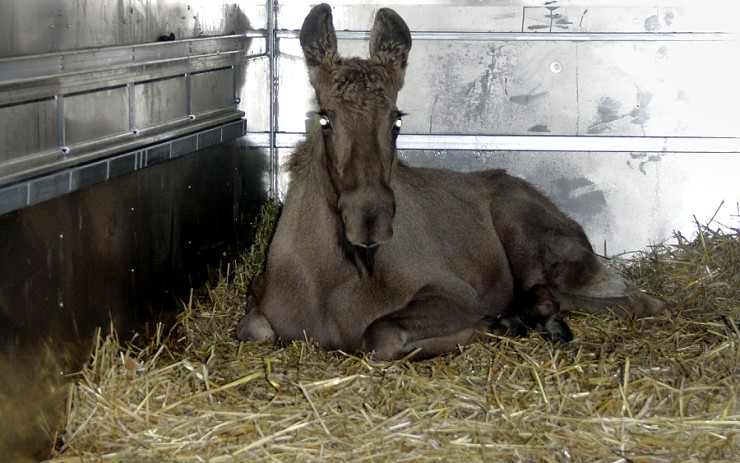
[339,191,395,248]
[358,205,388,247]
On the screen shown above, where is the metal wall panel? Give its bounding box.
[65,87,129,145]
[241,58,271,132]
[192,68,236,115]
[134,77,188,130]
[0,0,259,58]
[0,0,268,197]
[407,39,739,137]
[0,99,57,164]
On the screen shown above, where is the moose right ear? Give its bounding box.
[300,3,338,68]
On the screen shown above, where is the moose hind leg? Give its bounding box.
[555,250,664,318]
[361,287,488,360]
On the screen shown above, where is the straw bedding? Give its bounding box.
[46,202,739,462]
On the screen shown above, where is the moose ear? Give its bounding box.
[369,8,412,70]
[300,3,338,68]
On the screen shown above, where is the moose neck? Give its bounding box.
[287,128,376,277]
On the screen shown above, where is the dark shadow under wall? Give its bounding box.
[0,138,268,460]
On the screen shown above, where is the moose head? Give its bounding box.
[300,4,412,275]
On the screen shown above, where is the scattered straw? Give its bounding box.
[44,203,739,462]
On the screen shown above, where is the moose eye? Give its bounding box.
[393,112,406,132]
[317,111,334,130]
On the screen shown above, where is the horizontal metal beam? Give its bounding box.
[0,35,246,82]
[399,134,740,153]
[275,30,739,42]
[245,132,740,154]
[0,35,251,106]
[2,110,245,188]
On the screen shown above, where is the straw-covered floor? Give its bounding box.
[47,203,739,462]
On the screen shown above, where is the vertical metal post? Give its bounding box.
[185,72,193,118]
[128,82,137,135]
[268,0,279,199]
[56,94,68,155]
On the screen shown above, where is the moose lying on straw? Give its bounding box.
[236,4,664,360]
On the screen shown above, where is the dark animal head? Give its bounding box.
[300,4,411,275]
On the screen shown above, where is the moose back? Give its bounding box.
[236,4,663,360]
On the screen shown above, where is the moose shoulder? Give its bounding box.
[236,4,664,360]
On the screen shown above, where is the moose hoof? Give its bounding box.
[537,315,574,343]
[236,310,275,342]
[636,292,666,317]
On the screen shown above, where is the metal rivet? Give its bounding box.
[550,61,563,73]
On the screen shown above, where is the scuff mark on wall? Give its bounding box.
[644,15,662,32]
[509,90,549,107]
[630,87,653,134]
[528,124,550,132]
[527,4,573,32]
[463,69,492,121]
[628,152,663,175]
[548,176,608,231]
[644,9,676,32]
[587,96,622,133]
[588,89,653,135]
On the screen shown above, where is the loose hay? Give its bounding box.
[47,203,739,462]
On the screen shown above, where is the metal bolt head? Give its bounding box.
[550,61,563,73]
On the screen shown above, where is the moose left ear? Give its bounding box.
[369,8,412,71]
[300,3,338,68]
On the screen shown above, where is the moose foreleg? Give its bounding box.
[361,286,488,360]
[235,274,277,342]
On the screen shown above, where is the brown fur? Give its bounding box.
[236,4,664,360]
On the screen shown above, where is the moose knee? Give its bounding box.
[236,310,275,342]
[362,319,408,360]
